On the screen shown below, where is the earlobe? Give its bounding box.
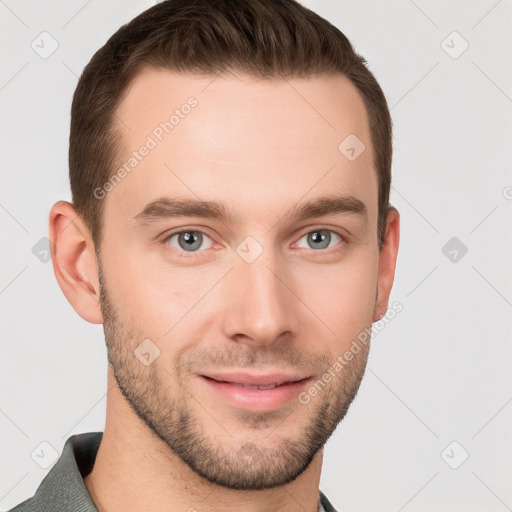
[49,200,104,324]
[373,207,400,322]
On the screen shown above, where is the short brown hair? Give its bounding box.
[69,0,392,250]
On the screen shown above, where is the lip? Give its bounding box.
[199,371,311,412]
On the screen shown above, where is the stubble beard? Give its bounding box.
[97,263,370,490]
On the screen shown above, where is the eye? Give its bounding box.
[295,229,343,250]
[164,230,213,252]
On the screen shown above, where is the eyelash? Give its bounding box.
[161,227,346,258]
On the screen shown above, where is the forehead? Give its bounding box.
[106,68,376,227]
[116,68,371,150]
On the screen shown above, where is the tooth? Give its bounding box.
[232,383,279,389]
[257,384,277,389]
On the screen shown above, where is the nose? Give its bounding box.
[220,247,298,348]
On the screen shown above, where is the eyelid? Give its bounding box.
[295,224,348,240]
[161,226,216,241]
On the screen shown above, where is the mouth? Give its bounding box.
[220,381,292,390]
[198,372,312,412]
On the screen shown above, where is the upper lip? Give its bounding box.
[201,371,310,387]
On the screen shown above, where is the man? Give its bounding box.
[10,0,399,510]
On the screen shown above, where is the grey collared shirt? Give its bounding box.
[8,432,338,512]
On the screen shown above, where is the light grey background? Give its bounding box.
[1,1,511,511]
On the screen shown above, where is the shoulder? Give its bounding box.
[320,489,339,512]
[5,432,103,512]
[5,497,40,512]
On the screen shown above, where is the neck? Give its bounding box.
[84,373,324,512]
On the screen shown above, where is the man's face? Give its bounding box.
[98,69,380,489]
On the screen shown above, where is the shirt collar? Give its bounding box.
[15,431,337,512]
[17,431,102,511]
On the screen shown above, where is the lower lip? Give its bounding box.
[200,376,311,412]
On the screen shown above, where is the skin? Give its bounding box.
[49,69,399,512]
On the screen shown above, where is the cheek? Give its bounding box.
[105,249,220,342]
[295,251,378,341]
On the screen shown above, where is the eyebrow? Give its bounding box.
[132,194,367,226]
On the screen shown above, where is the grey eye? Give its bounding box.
[167,231,213,252]
[296,230,341,250]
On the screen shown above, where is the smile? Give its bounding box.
[199,372,312,412]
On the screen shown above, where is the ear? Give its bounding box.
[49,201,104,324]
[373,207,400,322]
